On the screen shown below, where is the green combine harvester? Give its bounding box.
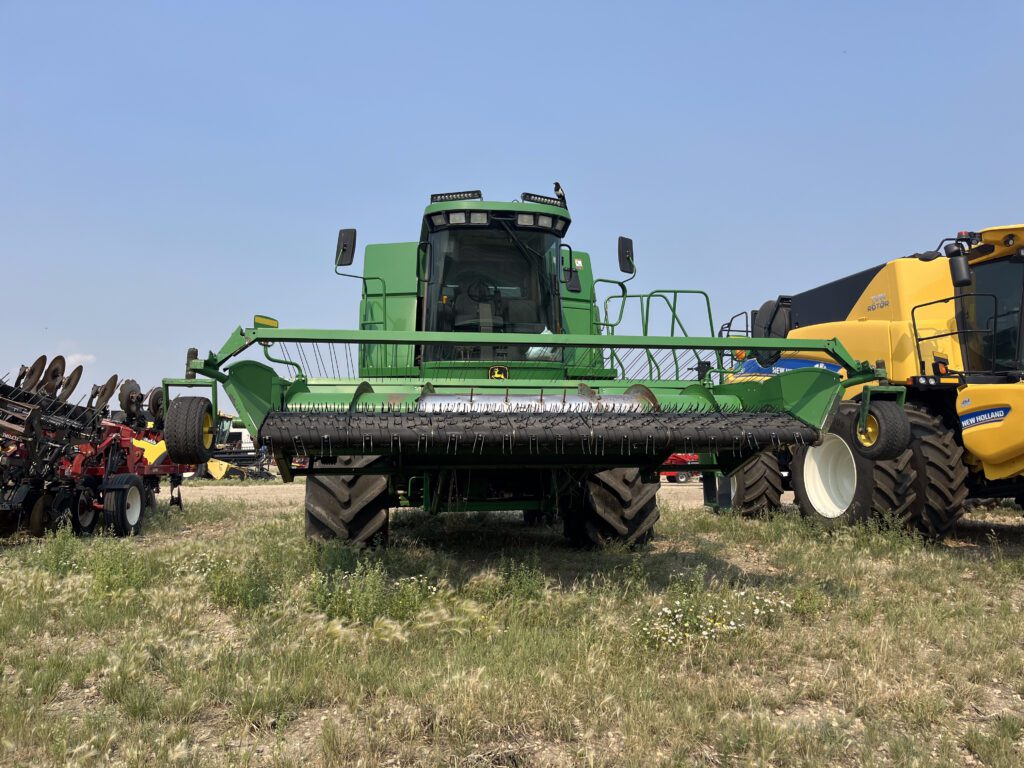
[163,185,907,546]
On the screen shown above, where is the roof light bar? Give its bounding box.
[521,192,567,209]
[430,190,482,203]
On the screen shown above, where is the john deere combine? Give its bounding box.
[163,186,905,546]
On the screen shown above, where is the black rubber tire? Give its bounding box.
[751,299,791,367]
[792,408,876,528]
[727,453,783,515]
[794,406,920,529]
[304,456,390,546]
[71,486,100,536]
[903,405,968,539]
[872,449,919,526]
[103,474,145,537]
[849,400,912,461]
[665,474,679,483]
[578,467,660,547]
[165,397,216,464]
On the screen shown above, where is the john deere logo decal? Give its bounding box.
[488,366,509,380]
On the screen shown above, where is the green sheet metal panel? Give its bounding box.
[360,242,420,376]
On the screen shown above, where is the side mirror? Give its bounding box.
[950,254,973,287]
[617,236,636,275]
[335,228,357,267]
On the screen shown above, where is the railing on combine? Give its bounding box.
[910,293,999,376]
[595,282,725,382]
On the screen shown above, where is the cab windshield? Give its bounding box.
[423,223,562,361]
[962,257,1024,372]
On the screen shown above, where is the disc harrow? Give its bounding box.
[0,354,191,537]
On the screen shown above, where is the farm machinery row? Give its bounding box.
[163,185,911,547]
[0,355,190,537]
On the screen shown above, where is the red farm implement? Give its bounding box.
[0,355,191,537]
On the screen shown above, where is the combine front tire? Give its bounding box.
[903,405,968,538]
[728,453,783,514]
[792,407,918,528]
[165,397,216,464]
[792,408,875,528]
[305,457,390,546]
[577,468,660,547]
[103,474,145,537]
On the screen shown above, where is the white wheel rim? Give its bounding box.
[78,497,95,527]
[729,474,739,504]
[802,434,857,519]
[124,486,142,526]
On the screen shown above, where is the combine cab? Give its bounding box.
[163,186,905,546]
[1,356,188,536]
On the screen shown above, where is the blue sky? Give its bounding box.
[2,1,1022,392]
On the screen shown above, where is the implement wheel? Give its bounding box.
[164,397,216,464]
[305,457,390,547]
[849,400,911,461]
[727,453,783,514]
[103,474,145,537]
[575,467,660,547]
[71,486,100,535]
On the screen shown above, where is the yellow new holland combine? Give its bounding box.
[729,225,1024,536]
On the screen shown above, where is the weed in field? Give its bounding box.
[32,525,83,576]
[310,559,441,623]
[636,568,792,648]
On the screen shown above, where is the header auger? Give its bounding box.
[163,185,908,547]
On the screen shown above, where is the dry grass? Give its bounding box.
[1,482,1023,767]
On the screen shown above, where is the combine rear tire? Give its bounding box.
[728,453,783,514]
[903,405,968,538]
[103,474,145,537]
[165,397,216,464]
[305,457,390,546]
[577,468,660,547]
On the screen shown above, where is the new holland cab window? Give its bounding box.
[424,225,562,361]
[963,258,1024,372]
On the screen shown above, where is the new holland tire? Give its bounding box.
[164,397,216,464]
[305,456,390,546]
[903,405,968,539]
[581,467,660,547]
[728,453,783,514]
[103,474,145,537]
[793,407,920,529]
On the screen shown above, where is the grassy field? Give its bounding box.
[2,483,1024,767]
